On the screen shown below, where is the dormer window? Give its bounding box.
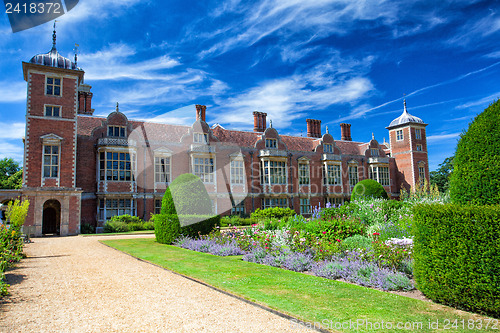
[194,133,208,143]
[371,148,379,156]
[45,105,60,117]
[108,126,126,137]
[265,138,277,149]
[46,77,61,96]
[324,144,333,153]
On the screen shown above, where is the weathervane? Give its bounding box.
[74,43,79,67]
[52,21,57,50]
[270,119,273,128]
[116,102,119,112]
[326,125,329,134]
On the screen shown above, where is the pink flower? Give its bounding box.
[336,239,341,242]
[322,231,327,234]
[373,232,380,236]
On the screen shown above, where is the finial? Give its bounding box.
[372,132,375,140]
[52,21,57,50]
[326,125,329,134]
[403,99,407,113]
[116,102,119,112]
[74,43,79,67]
[270,119,273,128]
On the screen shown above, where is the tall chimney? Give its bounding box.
[195,105,206,122]
[306,119,322,138]
[253,111,267,132]
[77,84,94,115]
[340,123,352,141]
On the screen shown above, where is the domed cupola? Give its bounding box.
[29,23,80,70]
[386,100,426,129]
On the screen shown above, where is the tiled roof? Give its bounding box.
[78,115,375,156]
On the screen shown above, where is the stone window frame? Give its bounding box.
[262,197,288,209]
[192,154,215,183]
[45,76,62,97]
[415,128,422,140]
[154,154,171,184]
[44,104,61,118]
[418,161,426,186]
[396,129,404,141]
[260,157,287,185]
[300,198,311,215]
[348,161,359,187]
[98,197,136,221]
[230,156,245,185]
[324,143,334,153]
[40,134,63,181]
[265,138,277,149]
[369,164,390,186]
[98,148,136,182]
[107,125,126,138]
[194,132,208,144]
[323,162,342,186]
[416,144,423,151]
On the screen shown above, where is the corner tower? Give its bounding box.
[386,100,429,191]
[21,25,84,236]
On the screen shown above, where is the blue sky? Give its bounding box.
[1,0,499,171]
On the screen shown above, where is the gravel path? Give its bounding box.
[0,235,317,333]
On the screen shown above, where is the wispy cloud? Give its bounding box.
[0,122,25,139]
[0,140,23,162]
[427,132,460,143]
[0,81,26,103]
[212,65,374,128]
[195,0,452,59]
[60,0,144,25]
[455,92,500,110]
[80,43,180,81]
[447,12,500,47]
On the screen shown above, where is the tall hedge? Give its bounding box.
[155,214,220,244]
[351,179,388,201]
[156,173,219,244]
[413,204,500,315]
[160,173,212,216]
[449,99,500,205]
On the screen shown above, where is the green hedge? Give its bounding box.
[413,204,500,315]
[351,179,388,201]
[155,214,221,244]
[250,207,296,221]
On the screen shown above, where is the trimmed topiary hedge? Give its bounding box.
[413,204,500,316]
[351,179,388,201]
[160,173,212,215]
[155,214,220,244]
[449,99,500,205]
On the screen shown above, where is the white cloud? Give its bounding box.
[59,0,144,25]
[0,81,26,103]
[427,132,460,143]
[80,43,180,81]
[455,92,500,110]
[140,105,196,126]
[0,122,25,139]
[0,140,23,162]
[447,12,500,47]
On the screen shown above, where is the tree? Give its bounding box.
[0,158,22,189]
[430,156,453,193]
[449,99,500,205]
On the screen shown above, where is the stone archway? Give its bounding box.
[42,199,61,235]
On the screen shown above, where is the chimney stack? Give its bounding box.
[195,105,206,122]
[77,84,94,115]
[253,111,267,132]
[340,123,352,141]
[306,119,322,138]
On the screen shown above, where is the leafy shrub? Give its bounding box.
[293,216,365,242]
[342,235,373,251]
[413,204,500,315]
[103,221,129,233]
[80,223,95,234]
[449,99,500,205]
[160,173,212,215]
[154,214,181,244]
[110,214,143,224]
[251,207,296,221]
[220,215,255,227]
[321,202,358,220]
[351,179,388,201]
[155,214,220,244]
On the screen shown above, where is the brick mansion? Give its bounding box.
[1,34,429,236]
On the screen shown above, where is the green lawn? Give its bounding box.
[102,238,497,332]
[83,230,154,237]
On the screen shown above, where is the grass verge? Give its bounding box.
[83,230,154,237]
[102,238,497,332]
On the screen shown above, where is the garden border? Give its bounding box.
[99,240,332,333]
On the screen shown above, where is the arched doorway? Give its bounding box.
[42,200,61,235]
